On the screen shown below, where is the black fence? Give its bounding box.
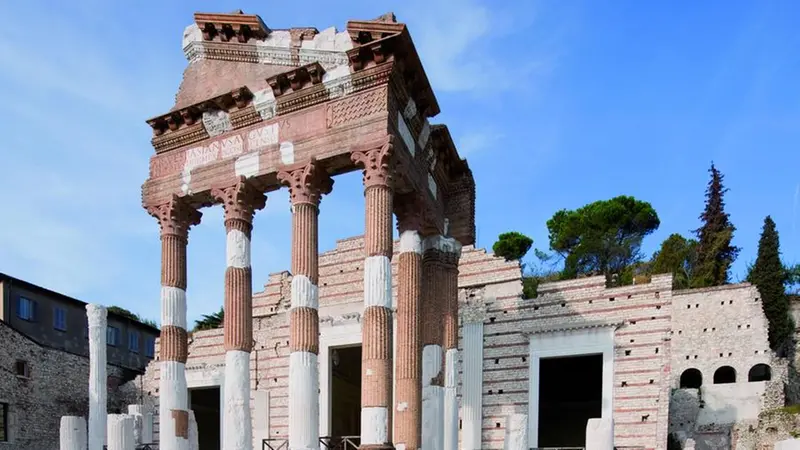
[262,436,360,450]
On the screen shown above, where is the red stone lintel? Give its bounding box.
[266,62,326,98]
[194,11,269,43]
[146,86,254,137]
[346,21,439,119]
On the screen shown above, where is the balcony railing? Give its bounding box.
[262,436,360,450]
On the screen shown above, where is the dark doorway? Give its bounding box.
[538,354,603,447]
[330,345,362,438]
[190,387,220,450]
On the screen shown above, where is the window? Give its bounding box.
[53,307,67,331]
[679,368,703,389]
[713,366,736,384]
[144,336,155,358]
[15,360,30,378]
[128,331,140,353]
[107,326,120,347]
[748,364,772,382]
[16,297,36,321]
[0,402,7,442]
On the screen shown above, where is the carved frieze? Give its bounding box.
[326,86,387,129]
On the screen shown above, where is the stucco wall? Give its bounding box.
[0,320,139,450]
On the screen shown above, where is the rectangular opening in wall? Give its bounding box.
[189,387,220,450]
[330,344,362,441]
[538,354,603,447]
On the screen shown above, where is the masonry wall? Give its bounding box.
[141,237,674,449]
[668,284,786,448]
[0,320,139,450]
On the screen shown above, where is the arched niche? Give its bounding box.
[679,368,702,389]
[713,366,736,384]
[748,363,771,382]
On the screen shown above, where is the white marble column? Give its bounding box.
[86,304,107,450]
[585,418,614,450]
[460,304,485,450]
[189,410,199,450]
[127,404,153,445]
[107,414,135,450]
[60,416,87,450]
[503,414,528,450]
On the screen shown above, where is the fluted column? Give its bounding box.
[460,302,486,450]
[212,177,267,450]
[421,240,444,450]
[86,304,107,450]
[107,414,135,450]
[278,159,333,450]
[60,416,87,450]
[393,195,425,450]
[147,196,201,450]
[352,137,396,450]
[440,236,462,450]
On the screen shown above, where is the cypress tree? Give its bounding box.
[692,163,739,287]
[749,216,793,354]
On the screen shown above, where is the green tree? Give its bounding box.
[193,307,224,332]
[546,196,660,284]
[492,232,534,262]
[692,163,739,287]
[107,306,158,329]
[747,217,794,354]
[651,233,698,289]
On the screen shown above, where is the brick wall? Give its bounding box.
[0,320,139,450]
[138,236,789,450]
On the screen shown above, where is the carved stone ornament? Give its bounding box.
[277,158,334,206]
[351,135,395,189]
[211,176,267,223]
[146,195,203,239]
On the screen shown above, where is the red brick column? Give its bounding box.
[278,158,333,450]
[393,195,425,450]
[146,195,201,449]
[420,239,444,449]
[211,176,266,450]
[352,137,396,450]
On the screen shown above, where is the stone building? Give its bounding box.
[135,236,793,450]
[0,320,140,450]
[0,272,160,370]
[0,273,157,450]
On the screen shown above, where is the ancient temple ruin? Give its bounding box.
[140,9,473,450]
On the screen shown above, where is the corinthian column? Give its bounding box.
[212,177,266,450]
[393,194,425,450]
[147,195,201,450]
[278,159,333,450]
[86,304,107,450]
[352,137,395,450]
[439,235,462,450]
[420,240,444,450]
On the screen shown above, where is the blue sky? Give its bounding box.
[0,1,797,325]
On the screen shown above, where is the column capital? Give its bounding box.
[211,176,267,224]
[146,195,202,239]
[277,158,333,206]
[422,235,463,261]
[351,135,395,189]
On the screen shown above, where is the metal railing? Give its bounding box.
[320,436,360,450]
[262,436,360,450]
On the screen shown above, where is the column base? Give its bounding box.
[359,445,394,450]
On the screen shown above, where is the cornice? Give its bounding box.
[194,11,269,43]
[146,87,253,138]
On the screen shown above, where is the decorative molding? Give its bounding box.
[326,86,386,129]
[277,158,334,206]
[351,135,395,189]
[151,123,210,155]
[146,87,253,138]
[194,11,269,43]
[319,312,362,327]
[266,62,326,98]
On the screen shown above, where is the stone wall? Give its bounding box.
[0,320,140,450]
